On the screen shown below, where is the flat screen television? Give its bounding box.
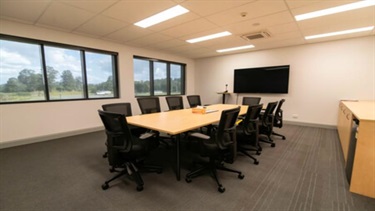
[233,65,290,94]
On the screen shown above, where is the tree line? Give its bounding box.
[134,78,181,94]
[0,66,113,94]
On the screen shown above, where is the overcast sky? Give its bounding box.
[0,40,113,85]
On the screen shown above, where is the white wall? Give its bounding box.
[195,36,375,126]
[0,20,195,147]
[1,19,374,147]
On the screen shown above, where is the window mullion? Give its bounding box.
[40,44,50,101]
[150,61,154,96]
[81,51,88,99]
[167,63,171,95]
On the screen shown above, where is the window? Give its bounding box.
[133,56,185,96]
[0,35,118,103]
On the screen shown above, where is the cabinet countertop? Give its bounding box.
[341,101,375,121]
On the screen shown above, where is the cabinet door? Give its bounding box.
[337,102,353,163]
[341,108,353,163]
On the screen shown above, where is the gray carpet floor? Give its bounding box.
[0,124,374,211]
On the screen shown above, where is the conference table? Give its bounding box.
[126,104,248,181]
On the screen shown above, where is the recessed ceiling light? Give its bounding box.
[305,26,374,40]
[186,31,232,43]
[134,5,189,28]
[217,45,255,53]
[295,0,375,21]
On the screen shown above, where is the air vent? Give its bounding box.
[241,31,271,41]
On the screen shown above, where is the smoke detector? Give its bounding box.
[241,31,271,41]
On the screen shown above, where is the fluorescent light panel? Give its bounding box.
[305,26,374,40]
[217,45,255,53]
[295,0,375,21]
[134,5,189,28]
[186,31,232,43]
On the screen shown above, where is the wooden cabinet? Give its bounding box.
[337,102,353,163]
[337,101,375,198]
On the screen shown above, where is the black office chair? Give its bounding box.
[258,101,278,148]
[187,95,202,108]
[98,110,162,192]
[236,104,263,165]
[102,102,146,136]
[185,106,244,193]
[272,99,286,140]
[137,97,172,146]
[101,103,145,158]
[242,97,261,106]
[137,97,161,114]
[166,96,184,110]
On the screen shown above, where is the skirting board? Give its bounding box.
[284,120,336,129]
[0,126,104,149]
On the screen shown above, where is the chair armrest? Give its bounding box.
[189,132,210,140]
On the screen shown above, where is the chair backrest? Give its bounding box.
[242,97,261,106]
[137,97,161,114]
[98,110,133,166]
[261,101,278,126]
[242,104,263,134]
[187,95,201,108]
[274,99,285,127]
[214,106,241,163]
[102,103,132,116]
[166,96,184,110]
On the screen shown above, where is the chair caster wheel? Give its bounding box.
[102,183,109,190]
[256,152,261,155]
[109,168,115,173]
[185,177,192,183]
[136,186,144,191]
[254,160,259,165]
[218,186,226,193]
[271,143,276,147]
[238,173,245,179]
[282,137,286,140]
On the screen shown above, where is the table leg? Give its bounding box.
[175,134,181,181]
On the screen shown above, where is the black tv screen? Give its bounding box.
[233,65,290,94]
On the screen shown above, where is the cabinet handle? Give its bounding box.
[346,114,350,120]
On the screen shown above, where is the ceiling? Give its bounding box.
[0,0,374,59]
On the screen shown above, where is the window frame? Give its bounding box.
[0,34,119,104]
[133,55,185,97]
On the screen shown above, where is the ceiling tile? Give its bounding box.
[104,25,154,43]
[206,0,288,27]
[0,0,50,24]
[181,0,253,17]
[74,15,130,37]
[58,0,118,13]
[102,0,177,23]
[146,38,187,50]
[125,33,173,47]
[225,11,296,36]
[36,2,95,31]
[160,18,217,37]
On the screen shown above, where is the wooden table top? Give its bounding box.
[126,104,248,135]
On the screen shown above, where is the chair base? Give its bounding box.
[185,159,244,193]
[102,161,162,192]
[238,147,260,165]
[259,134,276,147]
[272,131,286,140]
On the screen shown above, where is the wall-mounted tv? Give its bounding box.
[233,65,290,94]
